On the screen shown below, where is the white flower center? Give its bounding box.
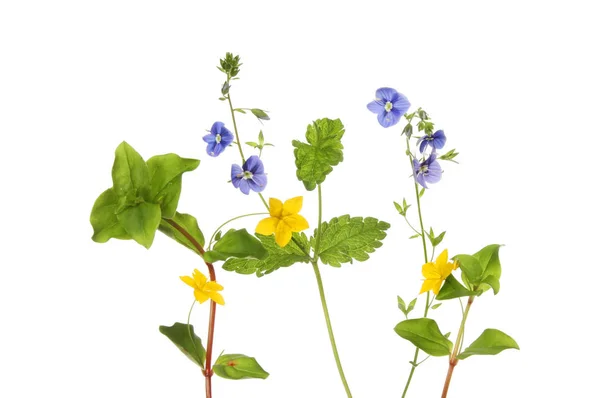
[243,171,253,180]
[215,134,222,143]
[385,101,393,112]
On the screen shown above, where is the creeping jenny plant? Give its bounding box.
[89,53,517,398]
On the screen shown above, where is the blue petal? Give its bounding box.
[412,158,420,174]
[418,138,427,153]
[416,172,428,189]
[203,133,216,143]
[220,128,234,145]
[206,142,218,157]
[367,100,384,114]
[378,109,401,128]
[238,179,250,195]
[375,87,399,102]
[392,93,411,116]
[249,173,267,192]
[211,142,225,157]
[231,164,243,182]
[432,130,446,149]
[244,155,264,174]
[211,121,225,135]
[425,160,442,184]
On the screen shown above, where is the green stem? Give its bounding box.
[311,261,353,398]
[441,296,475,398]
[310,183,352,397]
[226,81,246,164]
[208,212,269,250]
[258,193,270,211]
[401,134,431,398]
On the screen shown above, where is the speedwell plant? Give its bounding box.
[89,53,518,398]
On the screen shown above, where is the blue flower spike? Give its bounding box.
[367,87,411,128]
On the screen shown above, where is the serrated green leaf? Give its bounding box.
[204,229,267,263]
[111,141,151,200]
[457,329,519,360]
[223,233,310,276]
[312,215,390,267]
[394,318,453,356]
[213,354,269,380]
[292,118,344,191]
[90,188,132,243]
[436,274,478,300]
[159,323,206,368]
[146,154,199,219]
[116,202,161,249]
[158,212,205,255]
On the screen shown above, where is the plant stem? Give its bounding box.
[441,296,475,398]
[310,184,352,397]
[226,81,246,164]
[164,218,217,398]
[401,134,431,398]
[311,260,353,398]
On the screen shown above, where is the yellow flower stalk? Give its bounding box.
[419,249,458,295]
[255,196,309,247]
[180,269,225,305]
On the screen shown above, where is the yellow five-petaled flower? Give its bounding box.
[180,269,225,305]
[419,249,459,295]
[255,197,309,247]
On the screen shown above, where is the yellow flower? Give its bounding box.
[419,249,458,295]
[180,269,225,305]
[255,197,309,247]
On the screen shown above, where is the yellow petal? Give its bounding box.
[208,291,225,305]
[440,261,455,280]
[269,198,283,218]
[205,281,224,291]
[180,275,196,288]
[420,279,438,294]
[255,217,279,235]
[283,214,309,232]
[431,279,444,295]
[421,262,440,279]
[194,289,210,303]
[436,249,449,267]
[192,269,207,286]
[282,196,303,216]
[275,221,293,247]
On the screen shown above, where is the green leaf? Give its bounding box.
[394,318,453,357]
[213,354,269,380]
[419,188,425,198]
[111,141,150,200]
[481,274,500,295]
[312,215,390,267]
[407,298,417,314]
[251,108,270,121]
[454,254,483,285]
[402,123,413,138]
[431,303,442,310]
[436,274,478,300]
[116,202,161,249]
[393,201,406,216]
[246,141,259,148]
[159,323,206,368]
[223,233,310,276]
[409,234,420,239]
[90,188,132,243]
[258,130,265,145]
[234,108,247,114]
[397,296,407,315]
[457,329,519,360]
[433,231,446,247]
[146,154,199,219]
[474,244,502,293]
[292,118,344,191]
[158,212,205,255]
[203,229,267,263]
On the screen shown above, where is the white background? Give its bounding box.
[1,1,599,397]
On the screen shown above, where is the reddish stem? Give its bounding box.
[441,358,457,398]
[164,219,217,398]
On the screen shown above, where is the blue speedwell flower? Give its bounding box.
[203,122,234,157]
[231,155,267,195]
[367,87,411,128]
[413,154,442,189]
[418,130,447,153]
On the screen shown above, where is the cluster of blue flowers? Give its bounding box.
[367,87,447,189]
[203,121,267,195]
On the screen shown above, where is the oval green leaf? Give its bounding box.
[457,328,519,359]
[159,323,206,368]
[436,274,478,301]
[116,202,161,249]
[204,229,267,263]
[394,318,453,356]
[90,188,131,243]
[213,354,269,380]
[111,141,150,199]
